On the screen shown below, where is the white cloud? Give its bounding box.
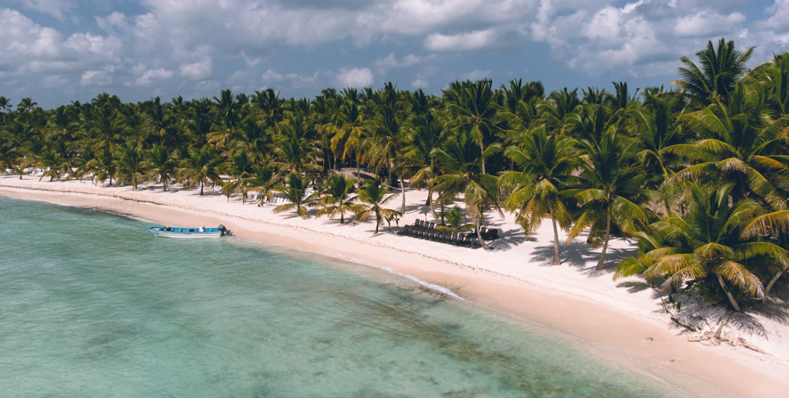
[335,67,373,88]
[180,58,212,79]
[194,79,220,92]
[261,69,284,82]
[285,71,321,89]
[43,74,68,87]
[411,78,428,88]
[81,70,112,86]
[674,12,746,38]
[759,0,789,31]
[135,68,174,85]
[424,29,498,51]
[9,0,75,19]
[461,69,492,81]
[374,53,431,74]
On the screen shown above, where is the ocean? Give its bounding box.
[0,197,685,397]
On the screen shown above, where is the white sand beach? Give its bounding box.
[2,174,788,397]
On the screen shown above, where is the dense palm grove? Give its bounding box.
[2,39,789,313]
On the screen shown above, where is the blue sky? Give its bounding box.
[2,0,789,108]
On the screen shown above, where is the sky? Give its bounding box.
[2,0,789,109]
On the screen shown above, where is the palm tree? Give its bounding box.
[740,207,789,303]
[641,184,788,311]
[246,164,280,206]
[501,127,578,264]
[433,131,502,250]
[35,141,71,181]
[315,174,356,223]
[87,148,115,186]
[352,179,401,234]
[671,38,753,106]
[144,144,176,191]
[0,96,12,123]
[273,173,314,218]
[115,143,145,190]
[665,82,789,211]
[178,146,223,195]
[402,109,448,206]
[445,79,498,175]
[274,113,322,175]
[331,101,366,177]
[16,97,37,113]
[435,206,474,233]
[628,93,686,214]
[364,101,406,210]
[567,128,651,270]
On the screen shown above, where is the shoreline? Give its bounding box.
[2,177,788,397]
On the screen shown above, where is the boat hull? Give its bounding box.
[147,226,225,239]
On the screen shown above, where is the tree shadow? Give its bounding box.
[530,240,637,277]
[615,281,652,294]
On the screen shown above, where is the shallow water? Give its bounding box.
[0,197,685,397]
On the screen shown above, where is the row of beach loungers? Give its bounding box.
[398,219,499,249]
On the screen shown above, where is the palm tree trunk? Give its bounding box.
[762,270,784,304]
[399,176,406,215]
[717,274,741,312]
[551,210,560,265]
[597,205,612,270]
[476,212,490,250]
[663,199,673,216]
[479,138,486,175]
[200,181,204,196]
[375,212,380,234]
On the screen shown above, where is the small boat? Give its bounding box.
[147,224,232,239]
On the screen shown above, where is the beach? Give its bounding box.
[2,175,787,397]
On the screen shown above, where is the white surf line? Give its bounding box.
[316,252,467,302]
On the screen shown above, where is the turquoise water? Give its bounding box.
[0,197,684,397]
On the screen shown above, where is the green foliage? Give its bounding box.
[3,38,789,312]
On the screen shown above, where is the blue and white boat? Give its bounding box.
[147,224,232,239]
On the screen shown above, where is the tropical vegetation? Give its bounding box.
[2,38,788,312]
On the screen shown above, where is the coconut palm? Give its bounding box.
[665,82,789,211]
[274,112,322,175]
[435,206,474,233]
[567,128,651,270]
[331,101,366,177]
[444,79,498,175]
[642,184,789,311]
[35,141,72,181]
[115,143,145,190]
[273,173,315,218]
[352,179,401,234]
[501,127,578,264]
[246,164,280,206]
[16,97,37,113]
[0,96,11,122]
[178,146,223,195]
[87,148,115,186]
[144,144,176,191]
[315,174,356,223]
[433,131,502,250]
[672,38,753,106]
[402,109,448,206]
[740,208,789,303]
